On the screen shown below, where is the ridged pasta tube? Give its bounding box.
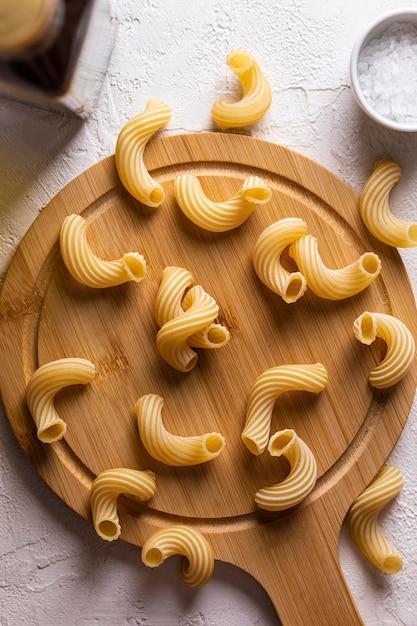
[115,98,172,207]
[26,357,96,443]
[242,363,328,456]
[360,160,417,248]
[347,465,403,574]
[353,311,415,388]
[175,174,271,232]
[211,49,272,130]
[155,266,194,327]
[141,525,214,588]
[254,429,317,511]
[60,214,147,288]
[253,217,308,303]
[90,468,156,542]
[135,394,225,466]
[289,235,381,300]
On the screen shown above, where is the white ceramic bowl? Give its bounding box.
[350,8,417,131]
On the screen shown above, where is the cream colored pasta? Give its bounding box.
[155,266,194,327]
[135,394,225,466]
[115,98,171,207]
[60,214,147,288]
[90,468,156,542]
[360,160,417,248]
[254,429,317,511]
[353,311,415,388]
[141,525,214,588]
[347,465,403,574]
[174,174,271,232]
[253,217,308,303]
[211,49,272,130]
[289,235,381,300]
[26,357,96,443]
[241,363,328,456]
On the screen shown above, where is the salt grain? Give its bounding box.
[358,22,417,124]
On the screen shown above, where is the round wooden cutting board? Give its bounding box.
[1,132,416,625]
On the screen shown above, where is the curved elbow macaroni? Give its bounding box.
[255,429,317,511]
[60,214,147,288]
[27,357,96,443]
[253,217,308,303]
[175,174,271,232]
[135,394,225,466]
[347,465,403,574]
[353,311,415,388]
[360,160,417,248]
[241,363,328,456]
[289,235,381,300]
[90,468,156,541]
[155,266,194,327]
[211,49,272,130]
[141,525,214,588]
[115,98,172,207]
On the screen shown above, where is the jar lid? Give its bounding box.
[0,0,63,57]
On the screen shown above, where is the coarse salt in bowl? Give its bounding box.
[350,8,417,131]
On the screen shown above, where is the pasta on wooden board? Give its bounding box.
[26,357,96,444]
[60,214,147,288]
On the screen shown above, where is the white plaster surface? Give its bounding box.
[1,1,417,624]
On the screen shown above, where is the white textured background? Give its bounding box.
[1,1,417,624]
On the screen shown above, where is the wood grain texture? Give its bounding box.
[1,132,416,625]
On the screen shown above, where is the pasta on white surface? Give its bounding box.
[211,49,272,130]
[141,525,214,588]
[360,160,417,248]
[241,363,328,456]
[253,217,308,303]
[90,468,156,542]
[60,214,147,288]
[347,465,403,574]
[353,311,415,388]
[289,234,381,300]
[115,98,172,207]
[254,429,317,511]
[26,357,96,443]
[135,394,225,466]
[174,174,271,232]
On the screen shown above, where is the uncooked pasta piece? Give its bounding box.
[26,357,96,443]
[360,160,417,248]
[241,363,328,456]
[141,525,214,588]
[253,217,308,303]
[353,311,415,388]
[211,49,272,130]
[90,468,156,541]
[60,214,147,288]
[175,174,271,232]
[289,235,381,300]
[254,429,317,511]
[115,98,171,207]
[347,465,403,574]
[135,394,225,466]
[155,266,194,327]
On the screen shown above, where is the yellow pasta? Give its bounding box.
[253,217,308,303]
[90,468,156,541]
[347,465,403,574]
[60,214,147,288]
[174,174,271,232]
[255,429,317,511]
[360,160,417,248]
[115,98,172,207]
[242,363,328,456]
[289,234,381,300]
[141,525,214,588]
[353,311,415,388]
[211,49,272,130]
[135,394,225,466]
[155,266,194,327]
[26,357,96,444]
